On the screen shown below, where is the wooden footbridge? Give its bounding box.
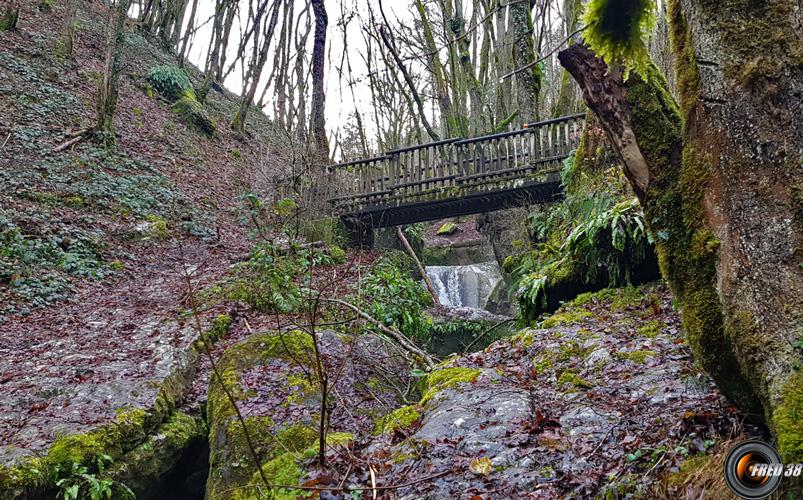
[319,113,585,245]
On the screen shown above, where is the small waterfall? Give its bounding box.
[425,261,503,309]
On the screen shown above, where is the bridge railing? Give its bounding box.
[327,112,585,211]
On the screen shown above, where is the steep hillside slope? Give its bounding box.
[0,0,287,476]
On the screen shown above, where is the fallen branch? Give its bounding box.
[396,226,441,307]
[322,297,436,370]
[53,127,92,152]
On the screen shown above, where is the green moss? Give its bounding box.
[666,454,711,487]
[636,319,662,338]
[619,36,761,414]
[581,0,656,77]
[614,349,656,364]
[558,370,593,390]
[301,217,347,247]
[171,93,216,136]
[203,314,232,344]
[540,308,593,328]
[0,406,162,495]
[532,355,554,373]
[772,372,803,461]
[420,367,481,405]
[510,330,535,348]
[436,222,458,235]
[108,412,206,496]
[573,287,645,311]
[206,331,316,499]
[0,3,19,31]
[144,214,169,239]
[376,405,422,435]
[556,340,591,362]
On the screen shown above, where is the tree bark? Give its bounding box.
[559,2,803,460]
[55,0,77,59]
[510,0,540,123]
[310,0,328,159]
[95,0,130,147]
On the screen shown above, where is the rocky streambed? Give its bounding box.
[197,284,744,498]
[1,282,749,499]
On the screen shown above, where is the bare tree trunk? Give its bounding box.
[378,25,440,142]
[232,0,281,134]
[55,0,77,59]
[559,2,803,459]
[310,0,328,159]
[177,0,197,65]
[95,0,131,148]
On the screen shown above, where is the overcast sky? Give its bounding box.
[181,0,419,140]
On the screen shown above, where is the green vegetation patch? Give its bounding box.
[773,372,803,461]
[420,367,481,405]
[436,222,458,235]
[614,349,656,364]
[637,319,663,338]
[557,369,593,390]
[375,405,422,435]
[147,65,194,102]
[540,308,593,328]
[172,94,216,136]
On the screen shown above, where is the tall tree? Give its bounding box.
[559,0,803,460]
[55,0,78,59]
[310,0,328,158]
[95,0,131,147]
[510,0,541,123]
[232,0,281,133]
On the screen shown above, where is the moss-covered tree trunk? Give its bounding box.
[559,0,803,459]
[510,0,540,124]
[55,0,77,60]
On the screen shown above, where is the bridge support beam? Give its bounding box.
[341,216,374,249]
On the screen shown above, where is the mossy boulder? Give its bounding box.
[108,412,207,499]
[206,330,317,499]
[172,94,215,136]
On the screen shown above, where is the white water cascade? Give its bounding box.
[425,261,503,309]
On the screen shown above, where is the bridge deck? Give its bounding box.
[320,113,585,232]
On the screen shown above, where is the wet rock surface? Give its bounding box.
[0,240,242,465]
[363,285,742,498]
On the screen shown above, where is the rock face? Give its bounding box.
[205,329,412,499]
